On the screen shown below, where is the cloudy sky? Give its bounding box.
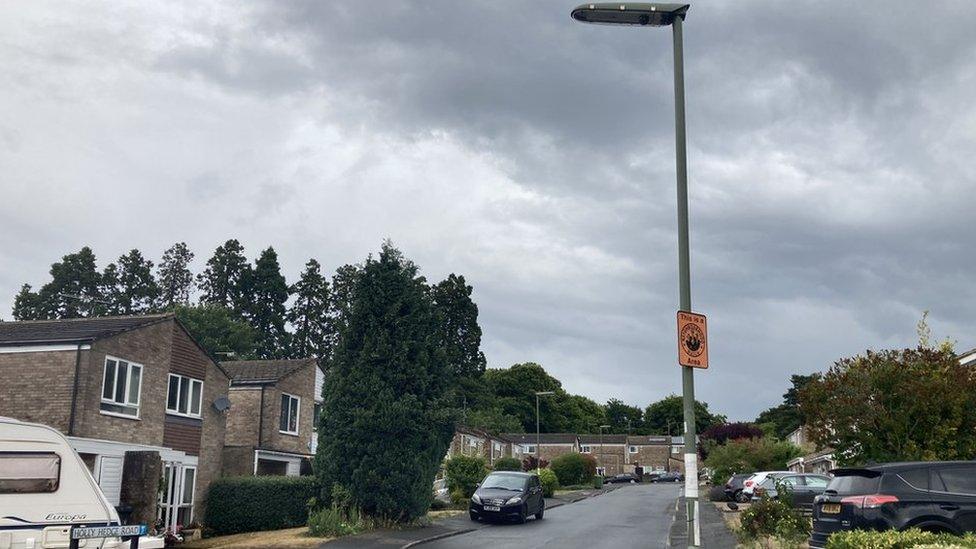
[2,1,975,421]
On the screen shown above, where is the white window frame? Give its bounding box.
[596,467,606,476]
[629,446,638,454]
[581,445,592,453]
[525,445,536,454]
[279,393,300,436]
[166,374,204,419]
[99,356,143,419]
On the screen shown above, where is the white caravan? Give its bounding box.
[0,417,162,549]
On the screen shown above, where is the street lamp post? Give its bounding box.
[571,3,700,546]
[599,424,610,476]
[534,391,555,472]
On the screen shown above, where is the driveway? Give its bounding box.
[422,483,681,549]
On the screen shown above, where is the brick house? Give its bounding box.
[220,358,323,476]
[785,426,837,474]
[625,435,671,475]
[579,434,627,476]
[502,433,579,463]
[447,426,516,467]
[0,314,230,529]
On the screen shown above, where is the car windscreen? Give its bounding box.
[481,474,528,491]
[0,452,61,493]
[826,472,880,495]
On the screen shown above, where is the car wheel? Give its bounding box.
[734,490,749,503]
[535,503,545,520]
[518,504,527,524]
[469,512,478,522]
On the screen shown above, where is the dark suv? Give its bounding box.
[810,461,976,548]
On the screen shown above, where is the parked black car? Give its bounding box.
[724,473,753,503]
[469,471,545,523]
[652,471,685,483]
[752,473,831,509]
[607,473,640,484]
[810,461,976,548]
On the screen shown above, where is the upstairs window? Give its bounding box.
[279,393,300,435]
[629,446,638,454]
[581,445,592,453]
[167,374,203,418]
[100,356,142,418]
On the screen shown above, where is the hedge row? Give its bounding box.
[204,476,317,535]
[825,529,976,549]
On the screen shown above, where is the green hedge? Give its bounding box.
[493,457,522,471]
[550,453,596,486]
[444,455,488,500]
[825,529,976,549]
[204,476,318,536]
[537,468,559,498]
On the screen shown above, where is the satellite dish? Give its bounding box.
[212,396,231,412]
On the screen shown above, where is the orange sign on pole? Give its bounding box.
[677,311,708,369]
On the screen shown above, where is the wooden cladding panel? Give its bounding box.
[171,323,209,379]
[163,414,202,456]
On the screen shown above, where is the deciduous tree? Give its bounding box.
[644,395,725,435]
[172,304,257,359]
[34,247,103,318]
[800,347,976,465]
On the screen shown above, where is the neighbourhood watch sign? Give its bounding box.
[676,311,708,369]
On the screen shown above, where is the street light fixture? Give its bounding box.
[598,424,611,476]
[571,3,700,546]
[534,391,556,473]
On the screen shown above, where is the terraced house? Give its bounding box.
[0,314,230,530]
[220,358,323,476]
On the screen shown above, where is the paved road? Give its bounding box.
[424,483,681,549]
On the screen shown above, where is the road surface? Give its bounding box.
[424,483,681,549]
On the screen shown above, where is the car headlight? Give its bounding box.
[471,493,481,504]
[506,496,523,505]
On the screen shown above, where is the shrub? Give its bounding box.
[521,456,549,471]
[429,499,449,511]
[449,487,468,506]
[493,457,522,471]
[444,455,488,500]
[550,453,596,486]
[204,476,318,536]
[824,529,976,549]
[704,437,800,485]
[537,468,559,498]
[738,491,809,548]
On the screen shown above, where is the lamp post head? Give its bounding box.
[571,3,689,27]
[600,424,611,430]
[535,391,556,396]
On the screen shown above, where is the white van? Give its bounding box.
[0,417,162,548]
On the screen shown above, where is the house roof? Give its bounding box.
[0,313,174,345]
[626,435,671,445]
[502,433,578,445]
[221,358,318,385]
[456,426,514,443]
[579,434,627,444]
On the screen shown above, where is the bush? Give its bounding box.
[824,529,976,549]
[444,455,488,500]
[537,468,559,498]
[493,457,522,471]
[550,453,596,486]
[429,499,449,511]
[704,437,800,485]
[521,456,549,471]
[738,491,809,548]
[204,476,318,536]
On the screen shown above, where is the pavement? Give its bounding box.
[668,496,737,548]
[420,483,681,549]
[322,484,628,549]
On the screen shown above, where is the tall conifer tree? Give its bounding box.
[157,242,195,308]
[315,243,454,521]
[246,247,289,358]
[287,259,330,361]
[197,239,251,314]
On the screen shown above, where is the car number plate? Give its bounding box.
[821,504,841,514]
[484,505,501,512]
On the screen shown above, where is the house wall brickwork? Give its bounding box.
[221,446,255,477]
[628,444,670,472]
[225,387,263,447]
[0,349,80,432]
[537,443,577,463]
[260,365,316,455]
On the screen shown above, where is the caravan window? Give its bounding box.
[0,452,61,493]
